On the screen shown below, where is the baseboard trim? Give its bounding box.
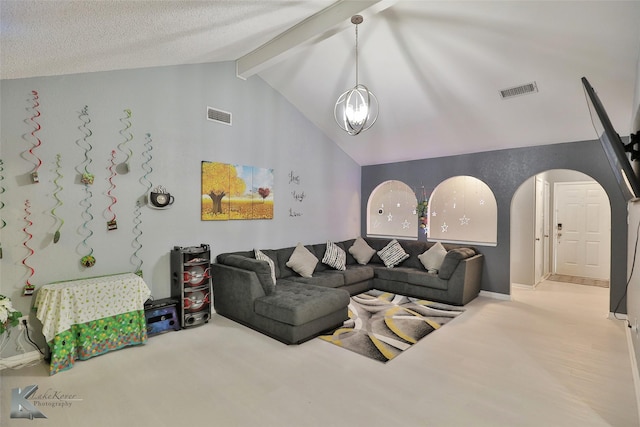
[0,350,44,370]
[479,290,511,301]
[626,326,640,424]
[609,312,628,321]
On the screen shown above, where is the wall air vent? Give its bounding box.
[206,106,232,126]
[499,82,538,100]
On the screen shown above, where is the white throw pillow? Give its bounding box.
[255,249,276,284]
[322,241,346,271]
[349,236,376,265]
[418,242,448,273]
[285,243,318,278]
[377,239,410,268]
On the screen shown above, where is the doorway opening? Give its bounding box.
[510,169,611,302]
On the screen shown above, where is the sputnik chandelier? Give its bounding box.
[334,15,379,136]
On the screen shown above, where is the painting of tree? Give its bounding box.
[251,166,274,219]
[201,161,246,220]
[201,161,273,221]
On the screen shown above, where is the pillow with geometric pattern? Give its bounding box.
[322,241,346,271]
[255,249,277,284]
[377,239,410,268]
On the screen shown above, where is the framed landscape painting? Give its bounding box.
[201,161,273,221]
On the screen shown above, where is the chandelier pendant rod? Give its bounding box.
[354,22,359,87]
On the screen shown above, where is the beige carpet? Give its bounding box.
[547,273,609,288]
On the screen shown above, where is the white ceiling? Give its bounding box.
[2,1,640,166]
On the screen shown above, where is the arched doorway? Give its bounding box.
[510,169,611,305]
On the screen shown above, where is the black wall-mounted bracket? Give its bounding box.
[623,131,640,161]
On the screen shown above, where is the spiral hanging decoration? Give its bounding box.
[51,154,64,243]
[28,90,43,183]
[129,132,153,275]
[76,106,95,267]
[22,200,36,295]
[117,109,133,173]
[140,133,154,194]
[77,106,94,183]
[0,160,5,258]
[0,159,6,230]
[106,150,118,230]
[131,200,143,275]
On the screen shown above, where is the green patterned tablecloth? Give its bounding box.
[35,273,151,375]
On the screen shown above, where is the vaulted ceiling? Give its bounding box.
[2,1,639,166]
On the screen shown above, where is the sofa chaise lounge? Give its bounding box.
[211,237,483,344]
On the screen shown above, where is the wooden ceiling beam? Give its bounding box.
[236,0,398,79]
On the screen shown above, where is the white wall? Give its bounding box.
[510,177,535,285]
[627,41,640,403]
[0,62,361,356]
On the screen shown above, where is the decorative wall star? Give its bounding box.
[402,219,410,229]
[387,213,393,222]
[441,222,448,233]
[460,215,470,225]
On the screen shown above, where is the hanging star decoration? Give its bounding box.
[441,222,448,233]
[479,199,485,205]
[460,215,470,225]
[402,219,410,229]
[387,213,393,222]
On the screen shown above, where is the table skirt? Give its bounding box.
[48,309,147,375]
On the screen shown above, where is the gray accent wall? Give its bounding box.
[362,140,629,313]
[0,62,361,357]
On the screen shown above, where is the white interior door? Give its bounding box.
[554,182,610,280]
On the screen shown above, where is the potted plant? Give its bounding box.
[417,200,429,230]
[0,295,23,335]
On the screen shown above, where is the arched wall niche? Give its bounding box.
[427,175,498,246]
[367,180,418,239]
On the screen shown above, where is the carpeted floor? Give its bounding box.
[319,290,464,362]
[547,274,609,288]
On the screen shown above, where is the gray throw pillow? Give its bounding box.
[285,243,318,278]
[418,242,448,273]
[349,236,377,265]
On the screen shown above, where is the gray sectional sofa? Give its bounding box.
[211,237,483,344]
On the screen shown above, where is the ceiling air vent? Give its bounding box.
[499,82,538,100]
[206,106,232,126]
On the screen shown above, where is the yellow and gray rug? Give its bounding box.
[319,290,464,363]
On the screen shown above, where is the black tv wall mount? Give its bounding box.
[623,131,640,161]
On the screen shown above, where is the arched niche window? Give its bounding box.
[367,180,418,239]
[428,175,497,246]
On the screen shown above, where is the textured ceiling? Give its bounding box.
[2,1,640,166]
